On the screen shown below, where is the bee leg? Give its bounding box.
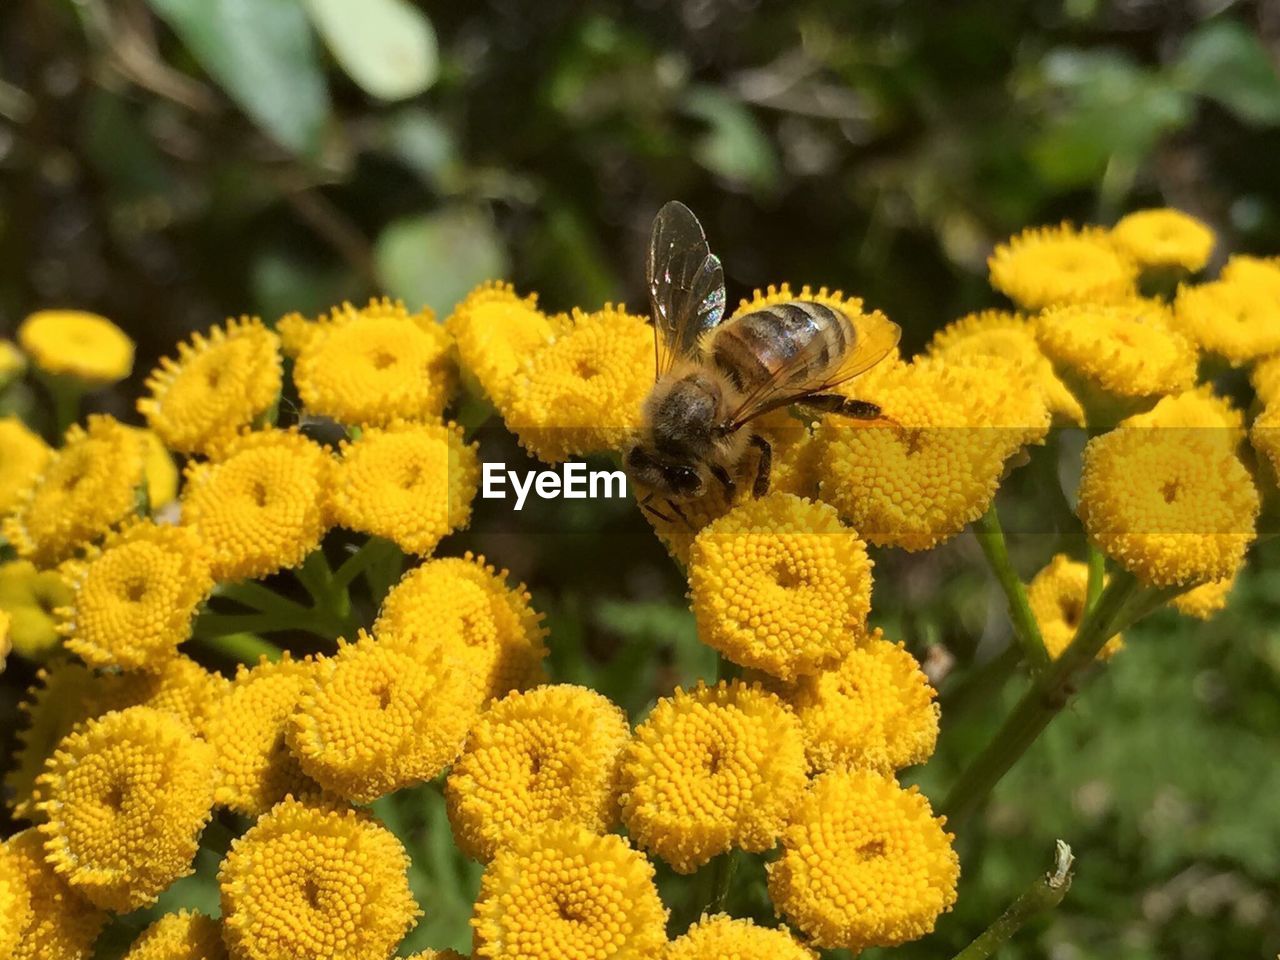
[749,434,772,498]
[666,499,691,527]
[710,463,736,499]
[804,394,900,429]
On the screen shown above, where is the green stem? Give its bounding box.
[216,581,313,619]
[40,373,84,438]
[1084,546,1105,616]
[940,571,1144,828]
[194,630,282,664]
[332,537,400,593]
[951,841,1075,960]
[940,643,1021,725]
[294,549,353,636]
[973,504,1050,673]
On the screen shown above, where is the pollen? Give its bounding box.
[1111,208,1215,271]
[181,428,332,582]
[471,822,668,960]
[988,223,1138,309]
[292,298,456,425]
[36,706,217,912]
[665,914,816,960]
[375,553,549,701]
[287,630,487,804]
[4,415,148,566]
[329,420,480,556]
[1026,554,1123,660]
[123,910,227,959]
[218,795,420,960]
[618,680,808,874]
[447,281,567,403]
[58,521,213,671]
[18,309,134,385]
[138,317,282,456]
[0,417,52,518]
[767,769,959,951]
[446,683,631,862]
[689,493,872,680]
[5,828,107,960]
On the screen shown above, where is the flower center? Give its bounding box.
[370,349,397,370]
[1162,479,1181,504]
[122,577,148,603]
[573,358,599,380]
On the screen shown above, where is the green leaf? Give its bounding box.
[304,0,438,102]
[682,86,781,194]
[1174,19,1280,126]
[146,0,330,156]
[375,207,508,316]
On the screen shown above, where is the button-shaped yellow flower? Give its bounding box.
[619,680,807,874]
[58,522,213,671]
[5,828,107,960]
[375,553,549,701]
[18,309,134,385]
[134,427,181,510]
[4,415,147,566]
[219,796,419,960]
[181,429,332,581]
[287,630,487,804]
[1174,278,1280,366]
[1111,208,1215,271]
[1222,253,1280,295]
[1251,351,1280,407]
[123,910,227,960]
[989,223,1137,309]
[0,834,34,957]
[329,421,480,556]
[405,952,467,960]
[203,654,322,816]
[0,559,72,661]
[768,769,959,951]
[665,914,815,960]
[690,493,871,680]
[36,706,216,911]
[293,298,455,425]
[782,629,939,774]
[0,417,51,518]
[501,304,653,463]
[472,823,667,960]
[139,317,282,455]
[1170,573,1236,621]
[1077,426,1258,587]
[1120,384,1244,452]
[446,281,566,403]
[1026,554,1123,660]
[446,684,631,862]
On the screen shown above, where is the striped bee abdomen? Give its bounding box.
[710,300,854,392]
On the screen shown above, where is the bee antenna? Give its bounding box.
[642,502,676,524]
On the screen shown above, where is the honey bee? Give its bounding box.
[626,201,900,518]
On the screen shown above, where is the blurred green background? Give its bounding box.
[2,1,1280,958]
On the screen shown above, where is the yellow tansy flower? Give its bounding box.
[6,828,107,960]
[219,796,419,960]
[58,522,213,671]
[181,429,332,582]
[4,415,147,565]
[989,223,1137,309]
[782,629,939,773]
[18,309,134,385]
[927,310,1083,424]
[1026,554,1123,660]
[689,493,871,680]
[1035,299,1198,411]
[0,608,9,672]
[1120,384,1244,449]
[446,684,631,862]
[1077,426,1258,587]
[767,769,959,951]
[203,654,321,816]
[1250,402,1280,485]
[1171,573,1236,621]
[0,840,34,958]
[375,553,549,701]
[446,281,566,403]
[136,427,180,510]
[1251,352,1280,407]
[0,338,25,386]
[329,421,480,556]
[1111,208,1215,271]
[1173,279,1280,366]
[123,652,232,733]
[36,706,216,911]
[0,417,51,517]
[287,630,487,804]
[619,680,807,874]
[0,559,72,660]
[405,952,467,960]
[123,910,227,960]
[472,823,667,960]
[1221,253,1280,296]
[665,915,816,960]
[275,312,316,358]
[501,304,653,463]
[139,317,282,455]
[293,298,455,425]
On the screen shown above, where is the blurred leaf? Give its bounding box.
[251,249,361,321]
[382,108,460,186]
[146,0,330,156]
[304,0,438,102]
[682,86,781,194]
[1174,19,1280,126]
[376,207,508,316]
[80,91,174,201]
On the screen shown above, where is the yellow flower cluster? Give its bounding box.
[446,281,567,403]
[665,914,815,960]
[19,310,135,385]
[123,910,227,960]
[988,223,1137,309]
[5,827,108,959]
[1110,208,1215,272]
[0,417,51,517]
[1026,555,1123,660]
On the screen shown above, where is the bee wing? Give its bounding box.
[725,307,901,431]
[647,201,727,379]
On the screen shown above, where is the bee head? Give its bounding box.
[625,445,707,500]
